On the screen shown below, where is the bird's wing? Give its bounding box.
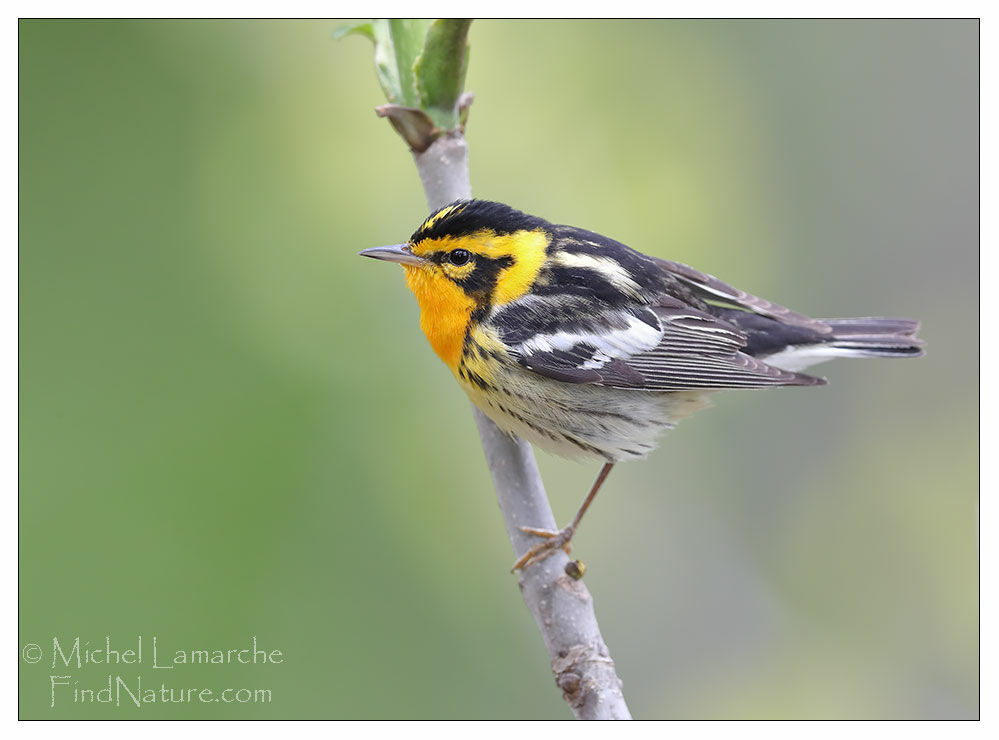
[492,294,825,391]
[654,257,834,335]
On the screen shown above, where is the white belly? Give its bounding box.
[459,366,712,462]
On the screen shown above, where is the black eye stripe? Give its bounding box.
[450,254,515,296]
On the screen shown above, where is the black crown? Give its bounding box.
[412,200,550,243]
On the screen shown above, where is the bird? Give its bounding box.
[359,199,924,571]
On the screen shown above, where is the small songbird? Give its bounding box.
[360,200,924,570]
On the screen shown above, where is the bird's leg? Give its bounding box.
[512,462,615,572]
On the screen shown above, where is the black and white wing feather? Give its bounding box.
[493,293,825,392]
[653,258,834,335]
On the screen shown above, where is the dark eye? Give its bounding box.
[448,249,471,266]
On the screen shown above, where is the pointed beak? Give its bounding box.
[358,244,425,266]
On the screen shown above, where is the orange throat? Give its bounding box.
[404,264,475,371]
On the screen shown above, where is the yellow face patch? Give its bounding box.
[488,230,548,305]
[439,257,475,283]
[410,228,549,305]
[403,227,549,370]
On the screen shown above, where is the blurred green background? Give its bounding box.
[19,19,977,719]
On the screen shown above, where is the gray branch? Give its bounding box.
[411,131,632,720]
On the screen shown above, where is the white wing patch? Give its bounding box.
[517,312,663,368]
[551,250,644,299]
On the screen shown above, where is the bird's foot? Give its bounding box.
[512,525,575,572]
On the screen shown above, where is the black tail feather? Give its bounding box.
[822,317,925,358]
